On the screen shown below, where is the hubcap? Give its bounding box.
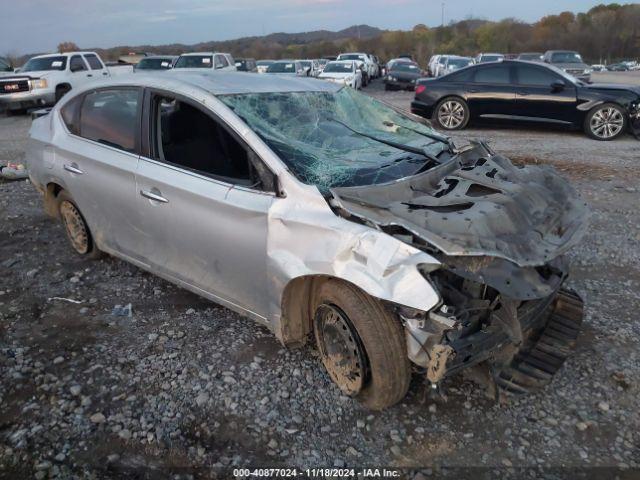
[590,107,624,139]
[314,304,368,396]
[438,100,465,129]
[60,201,89,254]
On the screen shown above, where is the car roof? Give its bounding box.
[32,51,97,59]
[179,52,227,56]
[98,71,341,95]
[142,55,177,60]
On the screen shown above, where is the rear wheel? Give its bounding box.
[434,97,470,130]
[57,191,102,259]
[584,103,626,140]
[313,280,410,410]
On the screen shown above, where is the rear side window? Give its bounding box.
[474,65,511,84]
[70,55,87,72]
[515,65,559,86]
[446,68,474,82]
[60,95,83,135]
[79,89,140,152]
[83,54,103,70]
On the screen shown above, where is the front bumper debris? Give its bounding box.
[405,288,584,394]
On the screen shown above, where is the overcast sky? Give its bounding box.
[2,0,611,55]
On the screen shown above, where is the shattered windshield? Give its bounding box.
[219,88,450,191]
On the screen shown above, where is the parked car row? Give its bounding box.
[427,50,595,82]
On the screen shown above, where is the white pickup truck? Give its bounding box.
[0,51,130,112]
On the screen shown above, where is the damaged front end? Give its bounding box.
[331,141,589,395]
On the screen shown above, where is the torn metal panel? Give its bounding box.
[331,142,590,268]
[265,179,442,342]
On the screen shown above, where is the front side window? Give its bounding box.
[152,95,271,189]
[70,55,87,72]
[474,65,511,84]
[515,65,560,86]
[83,54,103,70]
[79,89,140,152]
[22,56,67,72]
[219,88,450,191]
[174,55,213,69]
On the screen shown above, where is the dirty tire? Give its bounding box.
[57,190,102,259]
[433,96,470,130]
[584,102,626,141]
[55,85,71,104]
[313,280,410,410]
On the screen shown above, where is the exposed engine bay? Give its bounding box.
[330,141,589,395]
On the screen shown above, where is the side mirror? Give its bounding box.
[70,64,83,73]
[551,79,565,91]
[14,68,21,73]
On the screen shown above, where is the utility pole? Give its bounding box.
[441,2,445,27]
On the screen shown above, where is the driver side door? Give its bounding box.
[514,64,578,124]
[135,90,277,318]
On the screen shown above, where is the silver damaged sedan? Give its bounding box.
[27,72,589,409]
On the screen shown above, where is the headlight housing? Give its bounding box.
[388,76,396,82]
[584,68,592,74]
[30,79,48,89]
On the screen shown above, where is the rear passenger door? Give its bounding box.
[68,55,93,88]
[57,87,144,259]
[83,53,110,79]
[135,91,276,318]
[466,64,517,117]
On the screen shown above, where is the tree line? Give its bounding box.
[7,3,640,67]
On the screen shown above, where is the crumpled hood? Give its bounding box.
[331,142,589,268]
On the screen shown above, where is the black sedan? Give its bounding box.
[384,62,422,91]
[411,60,640,140]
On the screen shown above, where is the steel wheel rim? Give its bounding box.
[590,107,624,139]
[315,304,367,396]
[438,100,465,129]
[60,201,89,254]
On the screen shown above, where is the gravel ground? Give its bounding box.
[1,73,639,479]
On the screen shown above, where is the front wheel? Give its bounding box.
[313,280,411,410]
[433,97,470,130]
[584,103,626,140]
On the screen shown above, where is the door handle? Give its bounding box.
[87,74,93,77]
[518,91,530,96]
[140,189,169,203]
[63,163,83,175]
[469,89,479,93]
[102,72,108,75]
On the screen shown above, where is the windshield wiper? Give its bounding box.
[323,117,441,162]
[382,120,455,154]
